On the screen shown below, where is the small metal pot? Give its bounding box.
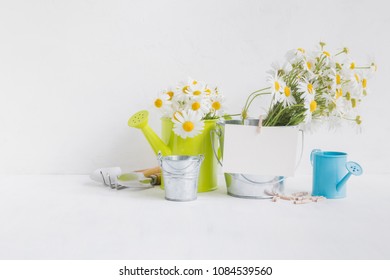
[158,153,204,201]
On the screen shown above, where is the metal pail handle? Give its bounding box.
[210,126,223,166]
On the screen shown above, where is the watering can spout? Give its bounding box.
[128,110,171,156]
[336,161,363,192]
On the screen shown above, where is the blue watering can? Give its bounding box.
[311,149,363,199]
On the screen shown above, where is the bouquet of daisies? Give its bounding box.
[152,78,225,138]
[241,42,377,131]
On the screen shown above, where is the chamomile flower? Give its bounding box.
[210,94,225,116]
[285,48,306,63]
[172,110,204,139]
[162,87,176,101]
[360,72,369,96]
[368,60,378,78]
[303,56,316,73]
[188,77,201,86]
[267,74,284,95]
[152,92,171,116]
[188,82,206,98]
[304,99,318,114]
[344,57,357,70]
[186,97,211,117]
[278,85,296,107]
[204,86,216,96]
[267,61,292,76]
[298,78,316,102]
[177,81,191,95]
[349,70,362,90]
[349,115,363,133]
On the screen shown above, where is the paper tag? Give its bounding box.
[222,124,299,176]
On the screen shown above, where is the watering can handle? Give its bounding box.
[210,128,223,167]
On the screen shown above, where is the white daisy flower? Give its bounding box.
[266,61,293,76]
[267,74,285,95]
[152,92,171,116]
[177,81,191,95]
[209,94,225,117]
[349,115,363,133]
[285,48,306,63]
[304,99,318,115]
[313,43,332,65]
[186,96,211,117]
[368,59,378,78]
[188,77,203,86]
[344,57,357,71]
[163,87,176,101]
[187,82,206,98]
[360,72,369,96]
[172,110,205,139]
[204,86,216,96]
[349,70,362,90]
[298,78,316,102]
[279,85,296,107]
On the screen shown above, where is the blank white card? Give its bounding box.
[222,124,299,176]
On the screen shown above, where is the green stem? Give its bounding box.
[246,92,271,111]
[264,103,305,126]
[241,88,271,119]
[243,87,271,110]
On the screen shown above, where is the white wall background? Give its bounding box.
[0,0,389,175]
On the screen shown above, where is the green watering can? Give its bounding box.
[128,110,218,192]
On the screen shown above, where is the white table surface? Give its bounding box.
[1,174,389,260]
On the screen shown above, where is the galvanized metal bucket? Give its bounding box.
[158,152,204,201]
[211,119,303,199]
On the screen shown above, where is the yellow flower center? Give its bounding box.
[182,85,189,94]
[354,73,360,83]
[212,101,221,110]
[298,48,305,53]
[167,91,174,100]
[355,115,362,125]
[307,83,314,94]
[284,86,291,97]
[192,80,198,85]
[154,98,163,108]
[310,100,317,113]
[335,88,343,99]
[274,81,280,92]
[193,90,202,96]
[182,121,194,132]
[362,78,367,89]
[323,51,330,57]
[351,98,357,108]
[191,102,201,111]
[336,74,341,85]
[205,88,212,95]
[306,61,312,70]
[350,62,355,69]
